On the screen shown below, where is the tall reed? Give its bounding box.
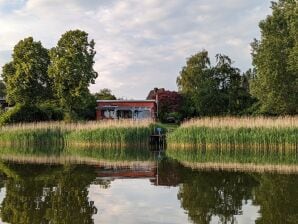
[168,116,298,149]
[0,119,156,147]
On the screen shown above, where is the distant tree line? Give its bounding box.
[0,0,296,124]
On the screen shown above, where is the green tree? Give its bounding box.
[177,50,253,116]
[1,37,51,105]
[48,30,98,119]
[94,88,116,100]
[0,80,5,98]
[250,0,298,115]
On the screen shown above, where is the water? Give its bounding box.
[0,148,297,224]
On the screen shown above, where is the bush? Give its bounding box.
[38,102,64,121]
[0,103,65,125]
[0,104,49,125]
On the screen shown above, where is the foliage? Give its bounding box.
[0,104,49,125]
[177,50,254,116]
[0,102,65,125]
[250,0,298,115]
[48,30,98,119]
[38,101,64,121]
[0,80,5,98]
[72,93,97,120]
[147,88,183,122]
[94,88,116,100]
[1,37,51,105]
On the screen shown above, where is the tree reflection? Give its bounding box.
[254,174,298,224]
[0,163,100,224]
[157,159,298,224]
[177,170,259,224]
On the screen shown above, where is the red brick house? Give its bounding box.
[96,100,157,120]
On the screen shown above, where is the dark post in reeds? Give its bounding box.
[149,127,166,150]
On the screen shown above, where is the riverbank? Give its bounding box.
[167,116,298,149]
[0,120,156,147]
[0,116,297,150]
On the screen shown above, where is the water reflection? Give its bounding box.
[0,163,97,224]
[0,158,296,223]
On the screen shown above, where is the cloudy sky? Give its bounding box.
[0,0,272,99]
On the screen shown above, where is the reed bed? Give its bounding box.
[0,119,155,147]
[168,116,298,149]
[181,116,298,128]
[0,119,153,131]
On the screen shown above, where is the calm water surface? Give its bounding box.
[0,158,296,224]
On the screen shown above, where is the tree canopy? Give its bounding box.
[1,37,51,105]
[177,50,253,116]
[94,88,116,100]
[48,30,98,118]
[250,0,298,115]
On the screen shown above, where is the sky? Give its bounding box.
[0,0,272,99]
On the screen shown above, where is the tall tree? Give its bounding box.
[94,88,116,100]
[177,50,215,116]
[177,50,252,116]
[1,37,51,105]
[250,0,298,115]
[48,30,98,119]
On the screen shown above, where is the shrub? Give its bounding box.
[39,102,64,121]
[0,104,49,125]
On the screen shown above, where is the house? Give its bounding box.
[96,100,157,120]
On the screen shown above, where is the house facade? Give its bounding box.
[96,100,157,120]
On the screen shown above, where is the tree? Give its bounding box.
[48,30,98,119]
[177,50,215,116]
[94,88,116,100]
[250,0,298,115]
[177,50,253,116]
[1,37,51,105]
[0,80,5,98]
[147,88,183,122]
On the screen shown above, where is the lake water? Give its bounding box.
[0,148,297,224]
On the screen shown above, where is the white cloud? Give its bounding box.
[0,0,272,98]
